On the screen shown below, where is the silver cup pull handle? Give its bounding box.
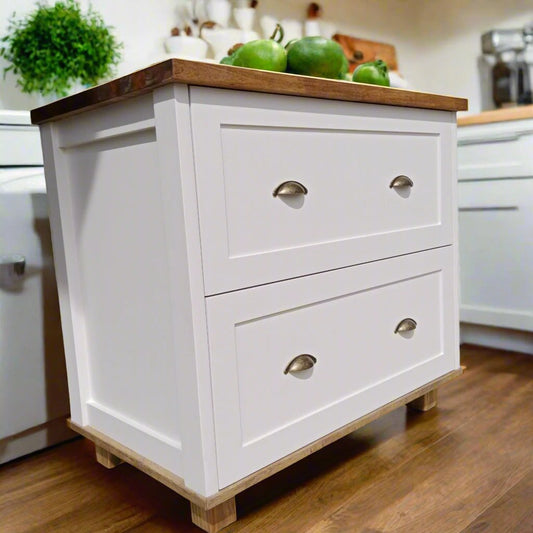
[273,181,308,197]
[395,318,417,333]
[390,175,414,189]
[284,354,317,375]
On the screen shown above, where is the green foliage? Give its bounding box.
[1,0,122,96]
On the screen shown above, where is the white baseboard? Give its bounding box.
[460,323,533,355]
[0,416,77,465]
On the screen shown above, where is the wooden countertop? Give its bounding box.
[458,105,533,127]
[31,59,467,124]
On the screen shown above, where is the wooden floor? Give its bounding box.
[1,344,532,533]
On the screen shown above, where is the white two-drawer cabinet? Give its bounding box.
[32,60,466,532]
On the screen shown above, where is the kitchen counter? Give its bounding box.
[458,104,533,127]
[31,58,467,125]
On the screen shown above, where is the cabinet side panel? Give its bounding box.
[54,96,182,475]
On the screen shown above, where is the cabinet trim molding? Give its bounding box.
[68,367,462,507]
[461,305,533,332]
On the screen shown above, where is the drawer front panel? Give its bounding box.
[191,88,455,295]
[458,122,533,180]
[207,247,458,487]
[458,178,533,331]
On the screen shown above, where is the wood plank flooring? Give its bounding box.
[1,344,532,533]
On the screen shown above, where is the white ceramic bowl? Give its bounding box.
[164,36,208,60]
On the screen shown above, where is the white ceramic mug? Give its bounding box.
[233,7,255,31]
[206,0,232,27]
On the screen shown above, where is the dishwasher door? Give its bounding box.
[0,168,71,462]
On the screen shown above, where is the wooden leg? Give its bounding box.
[95,444,123,469]
[190,498,237,533]
[407,389,438,412]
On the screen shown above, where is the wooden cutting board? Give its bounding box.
[333,34,398,72]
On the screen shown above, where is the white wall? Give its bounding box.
[400,0,533,114]
[0,0,181,110]
[260,0,532,114]
[1,0,532,113]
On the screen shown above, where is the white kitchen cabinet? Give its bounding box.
[33,59,465,532]
[458,109,533,353]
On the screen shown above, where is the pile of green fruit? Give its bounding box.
[220,24,390,87]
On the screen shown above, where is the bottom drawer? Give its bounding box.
[458,178,533,331]
[206,247,459,488]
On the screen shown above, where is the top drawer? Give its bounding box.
[458,120,533,180]
[191,88,456,295]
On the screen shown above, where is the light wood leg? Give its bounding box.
[95,444,123,469]
[407,389,438,412]
[190,498,237,533]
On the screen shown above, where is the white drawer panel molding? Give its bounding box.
[207,247,458,487]
[192,87,455,295]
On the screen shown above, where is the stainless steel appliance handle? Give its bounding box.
[458,206,518,212]
[0,254,26,278]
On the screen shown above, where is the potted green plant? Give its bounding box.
[1,0,122,98]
